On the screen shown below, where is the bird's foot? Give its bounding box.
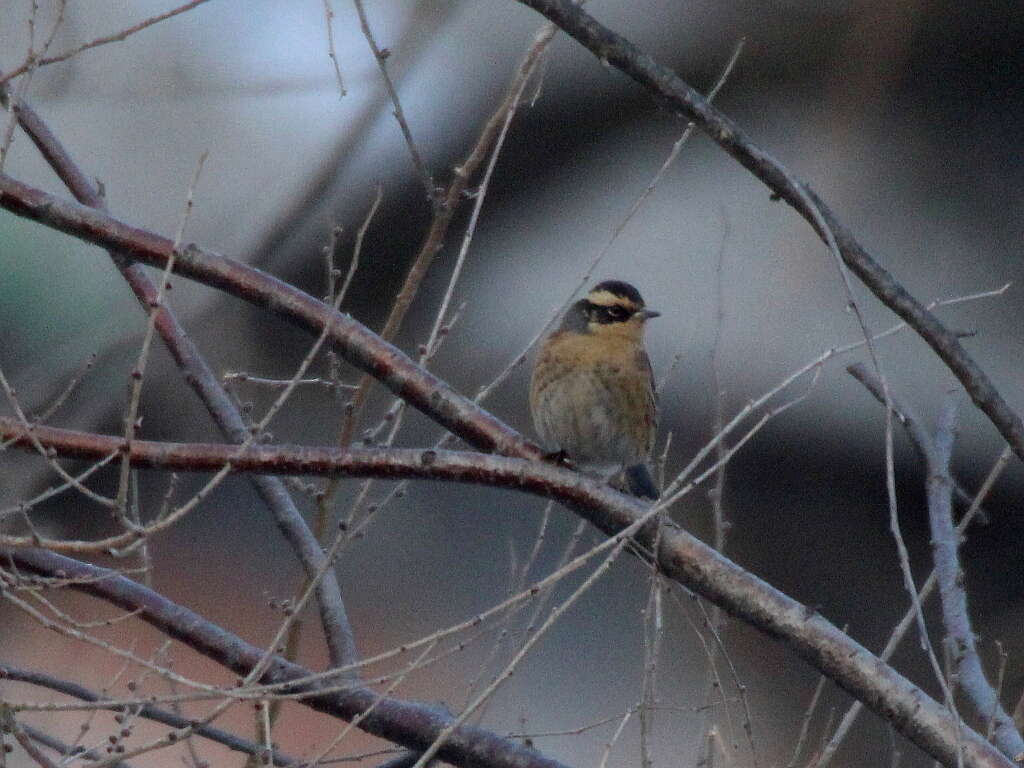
[542,449,573,468]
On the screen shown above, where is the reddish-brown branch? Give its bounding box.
[0,172,542,463]
[6,97,358,673]
[2,548,569,768]
[513,0,1024,468]
[0,418,541,489]
[0,417,1014,768]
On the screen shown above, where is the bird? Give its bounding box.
[530,280,661,499]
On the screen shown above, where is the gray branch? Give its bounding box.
[0,665,299,766]
[848,364,1024,762]
[926,398,1024,760]
[5,91,358,676]
[512,0,1024,467]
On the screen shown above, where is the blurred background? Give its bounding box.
[1,1,1023,766]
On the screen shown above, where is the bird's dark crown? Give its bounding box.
[590,280,645,306]
[560,280,653,332]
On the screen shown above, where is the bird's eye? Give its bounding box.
[607,306,629,321]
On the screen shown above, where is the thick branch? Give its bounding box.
[6,96,358,673]
[925,401,1024,759]
[512,0,1024,465]
[0,418,1014,768]
[849,365,1024,762]
[0,172,540,462]
[0,418,546,492]
[2,549,567,768]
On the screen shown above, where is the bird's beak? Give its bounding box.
[639,309,661,319]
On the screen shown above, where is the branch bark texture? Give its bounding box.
[7,95,358,673]
[925,402,1024,760]
[2,548,568,768]
[0,172,540,463]
[0,418,1014,768]
[512,0,1024,465]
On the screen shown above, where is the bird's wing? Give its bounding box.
[636,348,657,454]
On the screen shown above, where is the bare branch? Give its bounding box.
[17,722,135,768]
[322,0,347,97]
[4,549,571,768]
[352,0,434,202]
[0,172,541,461]
[0,665,300,767]
[0,417,1017,768]
[335,21,558,449]
[4,97,359,672]
[830,366,1018,766]
[847,363,993,518]
[511,0,1024,467]
[0,0,212,87]
[0,704,60,768]
[924,397,1024,761]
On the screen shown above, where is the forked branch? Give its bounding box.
[0,416,1014,768]
[512,0,1024,466]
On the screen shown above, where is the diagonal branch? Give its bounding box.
[0,417,1016,768]
[0,172,541,462]
[511,0,1024,466]
[0,665,300,767]
[3,98,358,674]
[0,170,1016,765]
[925,399,1024,759]
[2,548,570,768]
[0,1,212,88]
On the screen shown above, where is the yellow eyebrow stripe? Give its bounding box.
[586,290,636,309]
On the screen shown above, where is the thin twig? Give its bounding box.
[0,418,1017,767]
[333,21,558,452]
[408,515,649,768]
[29,351,97,423]
[5,93,359,675]
[328,34,538,538]
[788,674,828,768]
[351,0,434,203]
[845,364,993,519]
[0,703,60,768]
[19,722,135,768]
[822,368,1016,767]
[222,374,357,391]
[698,206,732,748]
[0,362,116,509]
[0,0,212,87]
[322,0,347,97]
[513,0,1024,469]
[597,707,636,768]
[114,151,206,534]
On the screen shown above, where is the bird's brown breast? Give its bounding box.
[530,330,656,464]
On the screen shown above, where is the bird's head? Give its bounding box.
[562,280,660,341]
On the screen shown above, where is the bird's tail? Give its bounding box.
[625,463,660,500]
